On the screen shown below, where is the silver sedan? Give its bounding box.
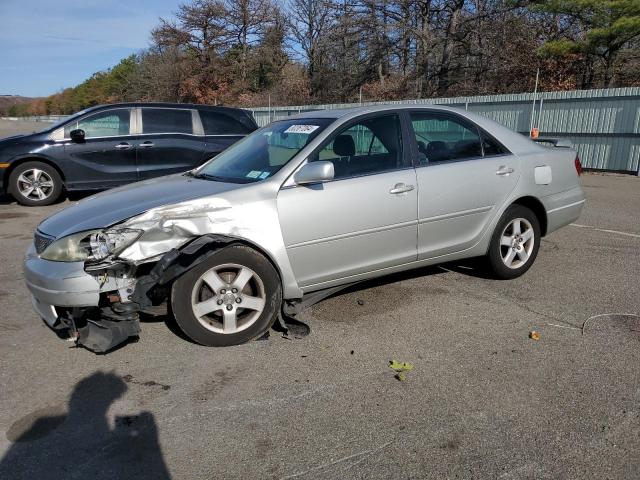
[24,105,585,352]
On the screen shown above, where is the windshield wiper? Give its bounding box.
[190,172,225,181]
[189,171,248,183]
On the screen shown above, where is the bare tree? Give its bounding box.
[287,0,335,99]
[225,0,276,83]
[24,0,640,113]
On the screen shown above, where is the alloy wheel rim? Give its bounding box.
[17,169,54,201]
[190,263,266,334]
[500,218,535,269]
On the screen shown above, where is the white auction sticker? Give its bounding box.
[284,124,320,134]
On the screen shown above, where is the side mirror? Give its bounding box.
[294,161,335,185]
[70,129,85,142]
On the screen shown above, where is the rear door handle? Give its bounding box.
[138,141,154,148]
[389,183,415,194]
[114,142,133,150]
[496,166,514,176]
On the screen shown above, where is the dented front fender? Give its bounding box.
[115,186,302,299]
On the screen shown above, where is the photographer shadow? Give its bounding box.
[0,371,171,479]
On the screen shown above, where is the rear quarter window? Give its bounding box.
[199,110,253,135]
[482,134,509,156]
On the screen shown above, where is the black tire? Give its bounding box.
[171,245,282,347]
[486,204,541,280]
[9,161,63,206]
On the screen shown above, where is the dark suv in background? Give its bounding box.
[0,103,257,206]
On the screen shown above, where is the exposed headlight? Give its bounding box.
[40,229,143,262]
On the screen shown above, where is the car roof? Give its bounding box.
[289,104,543,155]
[289,104,460,120]
[85,102,250,115]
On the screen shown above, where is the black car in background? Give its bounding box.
[0,103,257,206]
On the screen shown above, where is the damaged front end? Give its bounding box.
[28,234,232,354]
[57,303,142,353]
[24,175,312,352]
[46,229,320,352]
[60,233,256,353]
[29,253,147,353]
[26,190,297,353]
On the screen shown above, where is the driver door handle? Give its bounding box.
[496,166,514,176]
[114,142,133,150]
[138,141,154,148]
[389,183,415,194]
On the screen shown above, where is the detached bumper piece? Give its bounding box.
[60,303,141,353]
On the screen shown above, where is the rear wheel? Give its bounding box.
[486,205,541,279]
[9,161,63,206]
[171,245,281,346]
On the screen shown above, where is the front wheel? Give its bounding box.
[486,205,541,280]
[171,245,282,346]
[9,161,63,206]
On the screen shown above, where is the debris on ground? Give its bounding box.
[529,331,540,341]
[272,311,311,339]
[357,299,364,306]
[282,319,311,339]
[389,360,414,381]
[122,374,171,391]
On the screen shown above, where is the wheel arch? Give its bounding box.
[207,236,285,287]
[4,156,66,193]
[511,196,548,236]
[132,233,286,309]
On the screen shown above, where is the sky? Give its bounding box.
[0,0,178,97]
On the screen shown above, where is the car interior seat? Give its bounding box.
[329,134,356,177]
[425,141,449,162]
[333,134,356,157]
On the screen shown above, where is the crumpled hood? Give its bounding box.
[38,174,246,238]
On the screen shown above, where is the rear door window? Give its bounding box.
[141,108,193,134]
[410,113,482,164]
[199,110,252,135]
[65,109,130,138]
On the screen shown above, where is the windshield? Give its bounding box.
[196,118,333,183]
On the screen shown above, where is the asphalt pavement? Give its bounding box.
[0,168,638,479]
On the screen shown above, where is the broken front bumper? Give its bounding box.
[23,244,140,352]
[24,244,101,321]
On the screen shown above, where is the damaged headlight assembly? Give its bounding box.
[40,229,143,262]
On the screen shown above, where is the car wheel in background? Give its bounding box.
[171,245,282,346]
[486,204,541,279]
[8,161,63,206]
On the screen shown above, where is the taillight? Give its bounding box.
[574,155,583,176]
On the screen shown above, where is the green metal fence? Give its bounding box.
[248,87,640,175]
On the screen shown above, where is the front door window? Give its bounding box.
[312,114,404,179]
[64,109,130,138]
